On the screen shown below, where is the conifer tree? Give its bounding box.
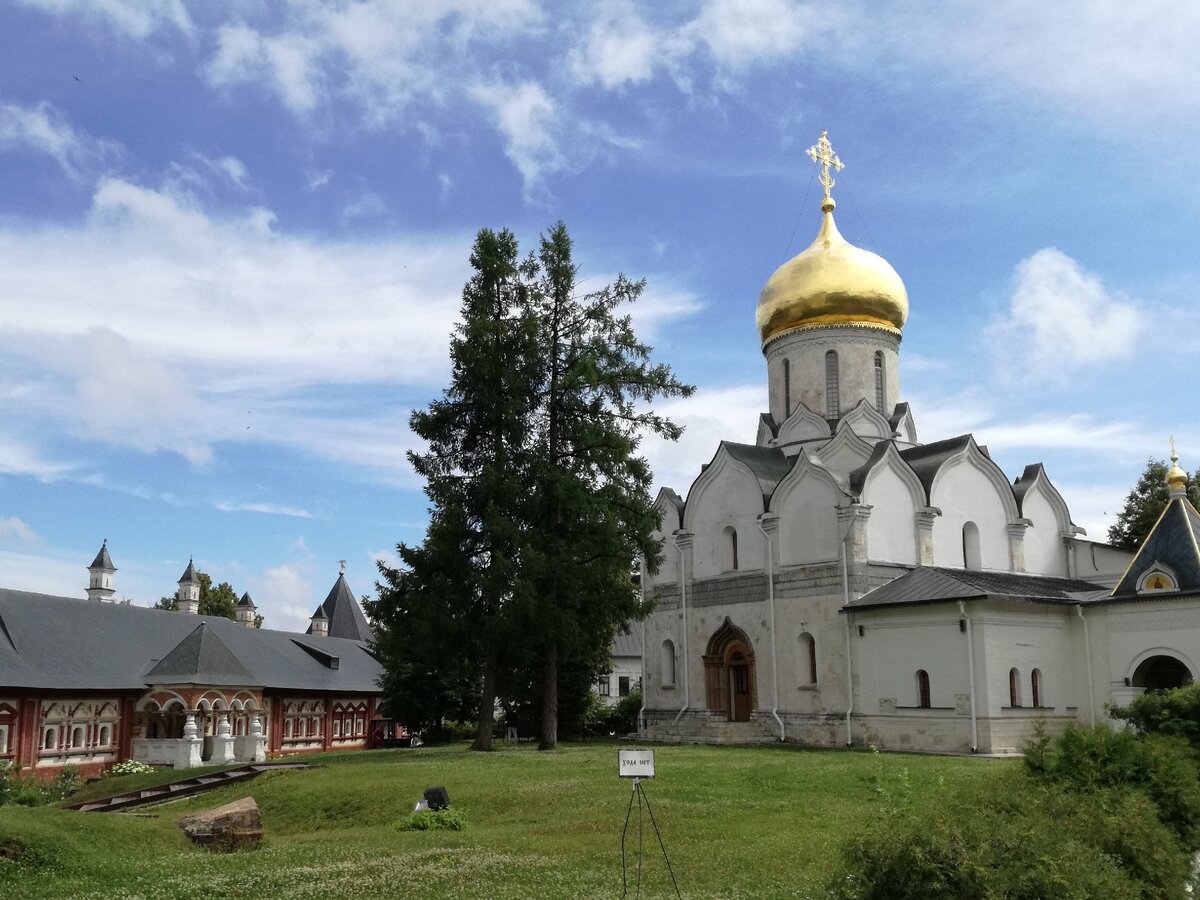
[526,222,693,749]
[1107,458,1200,551]
[370,229,539,750]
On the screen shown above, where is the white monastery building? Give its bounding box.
[638,132,1200,754]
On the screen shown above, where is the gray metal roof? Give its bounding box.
[145,622,256,686]
[305,574,372,641]
[237,592,256,609]
[612,627,643,659]
[0,589,381,693]
[899,435,974,501]
[844,566,1106,611]
[89,542,115,571]
[720,441,792,500]
[178,559,199,584]
[1112,497,1200,596]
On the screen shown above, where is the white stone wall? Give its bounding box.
[862,464,920,565]
[1020,484,1069,576]
[930,458,1013,570]
[765,327,900,424]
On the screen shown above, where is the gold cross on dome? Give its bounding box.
[806,130,844,202]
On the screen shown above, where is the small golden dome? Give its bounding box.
[756,199,909,346]
[1166,445,1188,492]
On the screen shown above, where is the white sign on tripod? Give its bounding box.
[618,748,655,779]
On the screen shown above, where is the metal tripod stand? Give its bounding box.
[620,776,681,899]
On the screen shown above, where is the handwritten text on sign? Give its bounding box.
[618,748,655,779]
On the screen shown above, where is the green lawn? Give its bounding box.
[1,742,1006,899]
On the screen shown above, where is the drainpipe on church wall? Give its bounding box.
[673,532,691,724]
[1077,605,1096,726]
[840,511,855,746]
[958,601,978,752]
[638,556,647,734]
[757,515,785,742]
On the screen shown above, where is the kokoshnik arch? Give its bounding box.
[638,132,1200,754]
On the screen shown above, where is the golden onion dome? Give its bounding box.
[1166,444,1188,493]
[756,197,909,347]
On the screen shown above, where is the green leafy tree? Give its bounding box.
[1107,457,1200,551]
[368,228,540,751]
[525,222,692,749]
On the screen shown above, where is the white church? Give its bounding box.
[638,132,1200,754]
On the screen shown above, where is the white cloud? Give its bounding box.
[0,100,120,179]
[256,560,316,632]
[0,178,470,470]
[472,81,565,200]
[686,0,820,69]
[990,248,1142,384]
[838,3,1200,128]
[643,384,764,493]
[0,516,40,542]
[0,436,76,480]
[16,0,192,39]
[215,501,313,519]
[569,3,661,89]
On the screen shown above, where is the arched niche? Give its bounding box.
[929,440,1019,570]
[770,452,843,565]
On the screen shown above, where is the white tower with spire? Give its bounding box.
[86,540,117,603]
[176,559,201,614]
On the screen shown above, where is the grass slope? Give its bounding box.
[1,742,1003,899]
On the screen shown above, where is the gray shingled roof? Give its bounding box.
[89,542,115,571]
[721,441,792,501]
[844,566,1106,611]
[612,627,643,659]
[237,592,256,609]
[145,622,256,686]
[0,589,381,692]
[899,435,974,501]
[178,559,199,584]
[1112,497,1200,597]
[305,574,373,641]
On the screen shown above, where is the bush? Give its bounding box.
[0,764,81,808]
[1110,683,1200,749]
[1025,723,1200,846]
[827,771,1189,900]
[106,759,156,777]
[829,776,1124,899]
[584,689,642,737]
[395,807,467,832]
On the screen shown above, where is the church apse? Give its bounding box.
[703,618,758,722]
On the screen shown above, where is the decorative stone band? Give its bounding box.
[762,317,903,349]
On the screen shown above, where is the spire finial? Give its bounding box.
[806,129,844,212]
[1167,436,1188,495]
[339,559,346,575]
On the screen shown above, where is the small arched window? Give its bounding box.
[782,358,791,417]
[1009,667,1021,707]
[661,639,676,686]
[70,725,85,749]
[825,350,840,419]
[916,670,931,708]
[962,522,981,570]
[799,632,817,685]
[722,526,739,571]
[98,725,111,747]
[44,727,58,750]
[874,351,885,412]
[1031,669,1042,708]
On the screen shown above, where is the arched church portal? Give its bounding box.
[703,619,757,722]
[1132,654,1194,691]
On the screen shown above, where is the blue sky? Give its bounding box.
[1,1,1197,630]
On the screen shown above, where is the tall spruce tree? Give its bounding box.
[370,228,539,751]
[1108,458,1200,551]
[526,222,693,750]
